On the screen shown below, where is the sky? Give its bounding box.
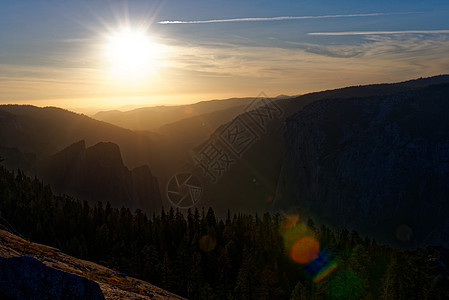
[1,0,449,112]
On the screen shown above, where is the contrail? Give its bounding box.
[158,13,389,24]
[308,30,449,36]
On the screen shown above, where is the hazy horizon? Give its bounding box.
[1,0,449,111]
[0,92,295,115]
[3,74,449,116]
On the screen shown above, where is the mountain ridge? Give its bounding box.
[37,140,161,213]
[2,75,449,219]
[175,75,449,217]
[93,96,259,131]
[274,82,449,247]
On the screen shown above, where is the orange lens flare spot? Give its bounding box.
[289,236,320,264]
[199,234,217,252]
[282,213,299,229]
[184,106,194,114]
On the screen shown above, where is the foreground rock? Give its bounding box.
[0,256,104,299]
[0,230,185,299]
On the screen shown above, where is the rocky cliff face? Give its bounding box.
[37,141,161,213]
[0,229,185,300]
[275,83,449,247]
[0,256,104,300]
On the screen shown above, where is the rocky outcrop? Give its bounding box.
[0,229,186,299]
[0,145,36,173]
[37,141,162,213]
[0,256,104,299]
[274,83,449,247]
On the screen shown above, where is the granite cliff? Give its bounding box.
[275,83,449,247]
[37,141,162,213]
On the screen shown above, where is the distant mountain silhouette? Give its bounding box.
[155,104,247,158]
[187,75,449,217]
[0,105,161,169]
[0,105,167,213]
[0,103,250,196]
[2,75,449,232]
[37,140,161,212]
[93,96,259,131]
[0,145,36,172]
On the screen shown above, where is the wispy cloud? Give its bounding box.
[158,12,390,24]
[309,30,449,36]
[62,38,92,43]
[160,32,449,96]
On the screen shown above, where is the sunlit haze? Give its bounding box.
[1,0,448,112]
[104,27,163,82]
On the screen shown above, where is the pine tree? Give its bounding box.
[348,244,371,277]
[290,280,309,300]
[234,247,257,300]
[326,270,364,300]
[428,275,449,299]
[380,255,400,300]
[186,251,206,299]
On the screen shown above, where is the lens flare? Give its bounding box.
[282,213,300,229]
[304,249,338,282]
[396,224,413,242]
[281,214,338,282]
[282,221,309,249]
[313,261,338,283]
[199,234,217,252]
[184,106,194,115]
[289,235,320,264]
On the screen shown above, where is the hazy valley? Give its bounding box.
[2,75,449,298]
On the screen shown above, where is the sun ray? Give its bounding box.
[104,27,163,82]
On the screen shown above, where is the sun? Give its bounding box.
[104,27,162,81]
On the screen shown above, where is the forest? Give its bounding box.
[0,162,448,299]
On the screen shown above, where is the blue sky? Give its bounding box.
[1,0,448,110]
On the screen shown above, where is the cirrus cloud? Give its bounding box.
[158,12,399,24]
[308,30,449,36]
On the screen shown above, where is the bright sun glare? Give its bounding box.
[104,27,162,82]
